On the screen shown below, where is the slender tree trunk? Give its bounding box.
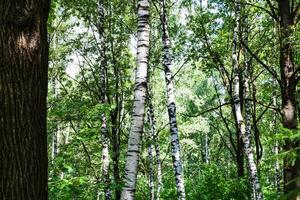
[51,79,59,164]
[97,1,112,199]
[111,114,121,199]
[51,33,58,167]
[271,95,281,194]
[232,2,263,199]
[109,5,122,198]
[148,94,163,200]
[51,129,58,163]
[101,114,111,199]
[0,0,50,199]
[244,31,263,200]
[147,109,155,200]
[59,124,70,180]
[231,86,244,177]
[278,1,300,197]
[121,0,150,199]
[252,83,262,165]
[205,132,209,164]
[232,107,245,177]
[160,0,186,199]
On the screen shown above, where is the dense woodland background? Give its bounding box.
[46,0,300,199]
[0,0,299,199]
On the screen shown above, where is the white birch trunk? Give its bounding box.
[160,0,186,199]
[233,2,263,200]
[121,0,150,199]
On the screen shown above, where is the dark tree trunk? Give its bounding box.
[236,133,245,177]
[111,113,121,200]
[97,0,112,199]
[0,0,50,199]
[232,102,244,177]
[278,1,300,197]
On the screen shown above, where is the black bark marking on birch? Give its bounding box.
[121,0,150,199]
[233,1,263,199]
[160,0,186,199]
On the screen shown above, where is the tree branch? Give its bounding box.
[239,1,278,21]
[241,40,282,85]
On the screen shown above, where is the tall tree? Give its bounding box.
[97,0,112,199]
[0,0,50,199]
[147,108,155,200]
[232,1,263,199]
[147,88,163,200]
[121,0,150,199]
[197,11,245,177]
[277,1,300,197]
[160,0,186,199]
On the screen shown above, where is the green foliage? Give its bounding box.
[47,0,300,199]
[185,164,250,200]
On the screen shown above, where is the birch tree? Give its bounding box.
[147,88,163,200]
[160,0,186,199]
[121,0,150,199]
[233,1,263,199]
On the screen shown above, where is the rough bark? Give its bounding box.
[278,1,300,198]
[0,0,50,199]
[233,2,263,199]
[160,0,186,199]
[120,0,150,199]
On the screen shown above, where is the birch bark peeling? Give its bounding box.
[160,0,186,199]
[121,1,150,199]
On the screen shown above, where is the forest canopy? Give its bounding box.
[0,0,299,200]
